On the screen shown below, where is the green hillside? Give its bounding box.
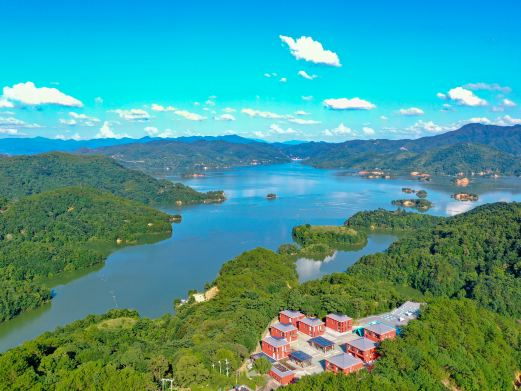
[0,187,173,322]
[80,139,291,174]
[2,202,520,389]
[0,152,224,205]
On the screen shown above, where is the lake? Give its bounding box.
[1,163,521,351]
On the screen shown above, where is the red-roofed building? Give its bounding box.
[279,310,305,326]
[364,323,396,342]
[269,363,295,385]
[270,322,298,342]
[297,317,325,337]
[325,353,364,374]
[344,337,379,362]
[261,336,290,360]
[325,313,352,333]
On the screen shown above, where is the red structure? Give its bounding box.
[270,322,298,342]
[325,353,364,374]
[363,323,396,342]
[344,337,379,362]
[325,313,352,333]
[298,317,325,337]
[261,336,290,360]
[269,363,295,385]
[279,310,305,326]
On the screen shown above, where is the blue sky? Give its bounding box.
[1,0,520,141]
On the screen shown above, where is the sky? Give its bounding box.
[1,0,520,142]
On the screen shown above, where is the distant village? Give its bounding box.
[249,302,422,388]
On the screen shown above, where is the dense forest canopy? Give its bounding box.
[0,152,224,205]
[1,202,521,389]
[0,187,173,322]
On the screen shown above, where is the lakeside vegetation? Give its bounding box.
[0,187,173,322]
[1,202,520,389]
[292,224,367,259]
[0,152,224,205]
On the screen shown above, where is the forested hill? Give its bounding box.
[298,124,521,175]
[1,202,520,390]
[347,202,521,318]
[79,138,291,175]
[0,152,224,205]
[0,186,173,322]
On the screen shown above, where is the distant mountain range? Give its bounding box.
[2,123,521,176]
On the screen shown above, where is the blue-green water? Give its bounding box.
[1,163,521,351]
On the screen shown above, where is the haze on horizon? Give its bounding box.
[0,0,520,142]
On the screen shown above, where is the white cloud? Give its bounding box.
[0,116,39,128]
[241,108,285,119]
[362,126,375,136]
[2,81,83,107]
[408,120,449,133]
[174,110,206,121]
[436,92,447,99]
[302,95,314,101]
[151,103,176,112]
[380,115,388,120]
[222,107,236,113]
[96,121,128,139]
[94,96,104,105]
[0,128,20,135]
[0,98,14,108]
[399,107,424,116]
[279,77,287,83]
[215,113,236,121]
[55,133,82,140]
[463,82,511,94]
[280,35,341,67]
[144,126,175,138]
[467,117,492,124]
[322,123,354,137]
[446,87,487,106]
[295,110,310,116]
[288,117,320,125]
[496,115,521,125]
[112,108,150,121]
[269,124,298,134]
[323,97,376,110]
[298,70,317,80]
[59,118,77,125]
[502,98,516,107]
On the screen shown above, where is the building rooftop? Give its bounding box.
[346,337,377,351]
[280,309,304,318]
[327,353,363,370]
[327,313,352,322]
[299,317,324,327]
[289,350,313,362]
[272,322,297,332]
[270,363,294,378]
[364,322,395,335]
[263,336,288,347]
[250,352,276,363]
[308,336,335,348]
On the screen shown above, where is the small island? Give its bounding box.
[392,198,432,211]
[416,190,428,199]
[454,177,470,187]
[266,193,277,200]
[402,187,416,194]
[452,193,479,202]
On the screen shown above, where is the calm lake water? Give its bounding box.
[1,163,521,351]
